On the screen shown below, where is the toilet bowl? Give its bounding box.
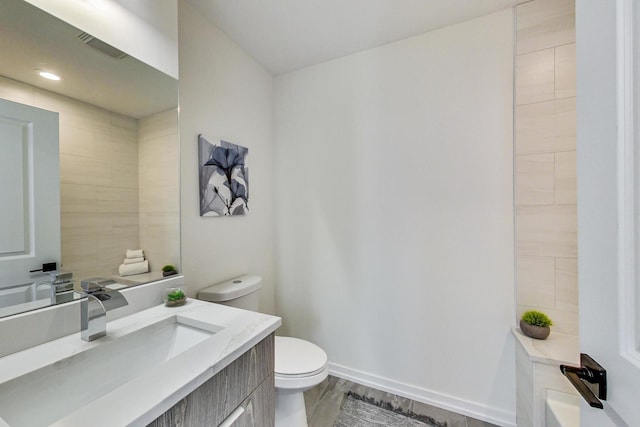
[274,336,329,426]
[197,275,328,427]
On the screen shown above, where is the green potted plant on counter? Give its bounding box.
[165,288,186,307]
[520,310,553,340]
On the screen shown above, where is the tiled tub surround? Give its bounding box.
[513,329,579,427]
[0,75,179,281]
[513,2,580,425]
[0,280,281,426]
[515,0,578,335]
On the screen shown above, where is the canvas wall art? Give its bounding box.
[198,135,249,216]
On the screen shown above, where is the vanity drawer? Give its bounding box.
[148,333,274,427]
[219,374,274,427]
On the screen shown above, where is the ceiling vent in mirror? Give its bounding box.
[77,32,128,60]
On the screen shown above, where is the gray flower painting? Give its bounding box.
[199,135,249,216]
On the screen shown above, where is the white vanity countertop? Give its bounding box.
[512,327,579,366]
[0,299,281,427]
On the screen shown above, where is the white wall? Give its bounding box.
[178,0,276,314]
[274,10,516,425]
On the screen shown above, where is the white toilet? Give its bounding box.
[197,275,328,427]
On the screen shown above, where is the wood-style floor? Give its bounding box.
[304,376,499,427]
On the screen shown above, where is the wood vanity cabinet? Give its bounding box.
[148,333,275,427]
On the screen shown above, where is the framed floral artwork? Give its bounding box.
[198,135,249,216]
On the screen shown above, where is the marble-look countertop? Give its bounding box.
[512,327,579,366]
[0,300,281,427]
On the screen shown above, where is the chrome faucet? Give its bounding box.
[45,271,74,304]
[80,278,128,342]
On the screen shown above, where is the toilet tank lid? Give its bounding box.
[197,274,262,302]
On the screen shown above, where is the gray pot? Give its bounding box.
[520,320,550,340]
[165,297,186,307]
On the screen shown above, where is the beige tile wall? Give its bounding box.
[0,76,181,280]
[138,109,180,272]
[515,0,578,335]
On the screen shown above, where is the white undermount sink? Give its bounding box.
[0,313,220,427]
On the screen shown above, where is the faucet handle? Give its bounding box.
[81,277,116,293]
[49,271,73,284]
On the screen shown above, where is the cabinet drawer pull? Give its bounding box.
[219,406,245,427]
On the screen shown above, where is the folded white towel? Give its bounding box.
[126,249,144,259]
[123,257,145,265]
[118,260,149,277]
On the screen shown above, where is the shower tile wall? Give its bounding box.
[515,0,577,335]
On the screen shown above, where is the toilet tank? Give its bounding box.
[197,275,262,311]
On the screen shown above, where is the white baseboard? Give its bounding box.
[328,362,516,427]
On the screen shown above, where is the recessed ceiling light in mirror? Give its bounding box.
[38,71,61,81]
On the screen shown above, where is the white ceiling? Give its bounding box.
[1,0,521,115]
[0,0,177,119]
[186,0,521,75]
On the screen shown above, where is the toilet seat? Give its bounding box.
[275,336,327,376]
[274,336,329,391]
[276,365,326,378]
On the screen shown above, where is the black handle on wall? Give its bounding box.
[560,353,607,409]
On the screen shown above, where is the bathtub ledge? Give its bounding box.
[512,327,579,366]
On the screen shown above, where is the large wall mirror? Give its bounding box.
[0,0,180,317]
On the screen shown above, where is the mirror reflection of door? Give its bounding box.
[0,98,60,315]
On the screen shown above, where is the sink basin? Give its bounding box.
[0,314,219,427]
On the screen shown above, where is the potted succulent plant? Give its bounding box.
[520,310,553,340]
[162,264,178,277]
[165,287,186,307]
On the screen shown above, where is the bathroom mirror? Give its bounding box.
[0,0,180,317]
